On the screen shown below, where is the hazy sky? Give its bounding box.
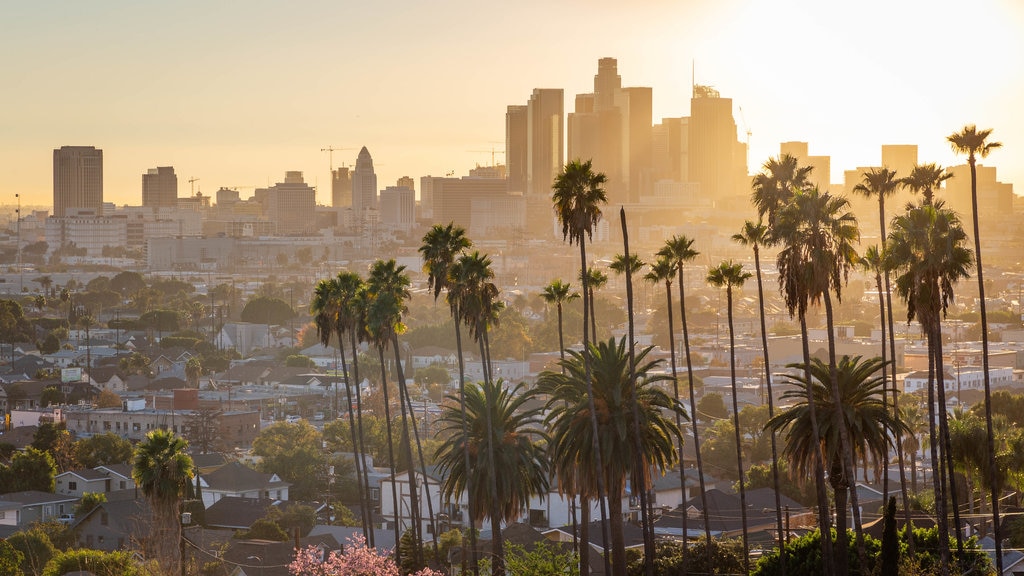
[4,0,1023,208]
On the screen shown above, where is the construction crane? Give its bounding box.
[467,146,506,167]
[738,106,752,169]
[321,146,355,173]
[188,177,200,195]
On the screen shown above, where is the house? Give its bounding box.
[95,464,136,492]
[0,491,79,527]
[199,461,291,508]
[56,468,112,497]
[87,366,127,392]
[655,488,809,542]
[220,532,339,576]
[204,496,277,530]
[73,498,152,551]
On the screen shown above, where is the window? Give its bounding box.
[68,481,77,491]
[103,421,111,431]
[101,512,108,526]
[119,480,126,489]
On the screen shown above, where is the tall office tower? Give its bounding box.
[651,117,689,184]
[506,105,528,194]
[616,86,653,202]
[779,142,831,191]
[526,88,564,196]
[351,147,378,216]
[594,57,621,111]
[379,186,416,231]
[142,166,178,209]
[687,86,747,204]
[396,176,415,192]
[53,146,103,217]
[881,144,919,207]
[266,171,316,235]
[332,167,352,208]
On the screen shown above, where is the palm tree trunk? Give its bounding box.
[395,336,439,561]
[754,244,786,572]
[378,346,403,563]
[556,302,581,564]
[451,307,479,576]
[677,267,713,559]
[926,331,951,576]
[823,291,864,572]
[580,500,591,576]
[969,153,1003,572]
[608,479,628,576]
[477,331,505,576]
[663,281,689,566]
[799,313,834,574]
[619,209,655,576]
[884,262,915,557]
[579,239,612,576]
[725,287,750,575]
[349,331,374,548]
[339,341,371,539]
[933,328,964,556]
[877,196,891,508]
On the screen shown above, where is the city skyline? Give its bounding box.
[4,0,1023,208]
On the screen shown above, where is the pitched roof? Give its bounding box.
[204,496,276,529]
[0,490,79,506]
[202,461,290,493]
[58,468,109,482]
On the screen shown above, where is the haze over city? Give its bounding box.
[4,0,1023,207]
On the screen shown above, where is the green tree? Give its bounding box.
[240,295,295,325]
[552,158,610,576]
[540,279,580,365]
[948,124,1004,571]
[0,540,23,576]
[539,337,686,576]
[74,492,107,517]
[252,421,323,500]
[435,378,549,576]
[109,271,146,296]
[40,549,143,576]
[751,153,814,227]
[768,356,907,575]
[8,527,55,576]
[3,448,57,493]
[73,432,133,468]
[132,429,194,575]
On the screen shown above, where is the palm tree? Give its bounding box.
[707,260,753,574]
[435,379,549,573]
[887,202,974,575]
[900,401,926,494]
[538,337,686,576]
[948,124,1003,571]
[657,234,713,554]
[132,429,194,575]
[539,279,579,365]
[78,312,94,372]
[903,163,951,206]
[185,357,202,389]
[609,253,646,285]
[579,266,609,340]
[732,220,787,565]
[767,356,907,569]
[552,158,611,575]
[364,259,422,566]
[751,153,814,226]
[644,255,692,560]
[419,223,475,570]
[450,250,508,574]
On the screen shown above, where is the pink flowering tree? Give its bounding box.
[290,535,443,576]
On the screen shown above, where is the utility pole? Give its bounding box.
[15,193,22,294]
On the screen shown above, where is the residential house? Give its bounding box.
[56,468,112,497]
[199,461,290,508]
[73,498,151,551]
[0,491,78,527]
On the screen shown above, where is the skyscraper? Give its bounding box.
[142,166,178,209]
[266,171,316,235]
[526,88,563,196]
[351,147,378,216]
[53,146,103,217]
[332,167,352,208]
[506,105,528,194]
[687,85,747,204]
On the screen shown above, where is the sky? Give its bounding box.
[3,0,1023,208]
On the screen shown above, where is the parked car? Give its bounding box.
[286,415,301,424]
[57,514,75,524]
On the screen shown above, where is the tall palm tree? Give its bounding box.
[451,250,508,575]
[900,401,926,494]
[435,379,549,573]
[732,220,787,567]
[419,223,476,570]
[538,337,686,576]
[552,158,611,575]
[774,187,864,569]
[853,168,904,498]
[903,163,952,206]
[132,429,194,575]
[579,266,609,340]
[707,260,753,574]
[948,124,1003,571]
[365,259,422,566]
[887,202,974,575]
[767,356,908,571]
[539,279,579,365]
[751,153,814,226]
[644,255,692,561]
[657,234,713,554]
